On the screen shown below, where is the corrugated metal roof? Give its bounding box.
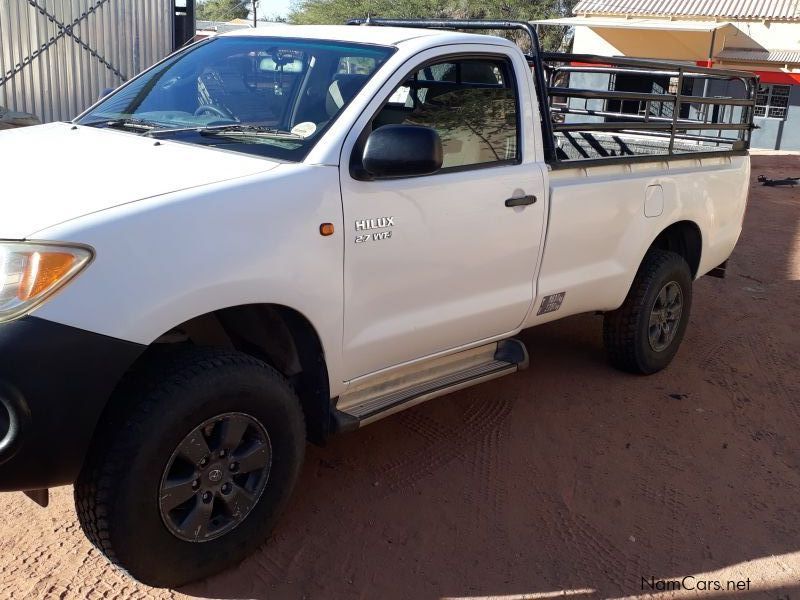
[574,0,800,21]
[716,47,800,62]
[532,16,729,30]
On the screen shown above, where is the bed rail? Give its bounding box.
[543,52,758,166]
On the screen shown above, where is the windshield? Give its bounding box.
[77,36,394,161]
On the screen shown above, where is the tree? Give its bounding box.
[196,0,252,21]
[288,0,577,51]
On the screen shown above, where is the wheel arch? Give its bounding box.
[647,220,703,279]
[605,219,703,316]
[108,304,332,445]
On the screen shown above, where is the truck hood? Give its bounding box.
[0,122,281,239]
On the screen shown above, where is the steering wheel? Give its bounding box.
[194,104,231,119]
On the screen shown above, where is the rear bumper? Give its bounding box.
[0,317,144,491]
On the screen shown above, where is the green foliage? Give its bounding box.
[288,0,577,51]
[196,0,252,21]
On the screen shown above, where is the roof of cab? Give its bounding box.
[219,24,513,48]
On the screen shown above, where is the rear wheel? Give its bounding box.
[603,249,693,374]
[75,347,305,587]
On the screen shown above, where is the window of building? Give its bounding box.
[374,57,519,170]
[755,84,790,119]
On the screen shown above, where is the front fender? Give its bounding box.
[31,163,346,395]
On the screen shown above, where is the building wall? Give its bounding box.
[751,85,800,149]
[571,22,800,150]
[0,0,175,123]
[719,21,800,53]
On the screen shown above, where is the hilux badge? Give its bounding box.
[355,217,394,231]
[354,216,395,244]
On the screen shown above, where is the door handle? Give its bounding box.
[505,194,537,207]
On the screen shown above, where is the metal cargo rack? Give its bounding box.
[347,18,759,166]
[542,52,758,167]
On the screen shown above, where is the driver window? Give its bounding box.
[374,57,519,170]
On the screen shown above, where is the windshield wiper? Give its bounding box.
[82,117,162,132]
[82,120,307,140]
[197,124,303,139]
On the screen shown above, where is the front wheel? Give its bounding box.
[75,347,306,587]
[603,249,693,374]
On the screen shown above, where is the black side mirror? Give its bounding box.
[362,125,443,178]
[98,87,115,101]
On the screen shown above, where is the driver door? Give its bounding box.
[339,50,546,380]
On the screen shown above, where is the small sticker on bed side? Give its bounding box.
[537,292,566,315]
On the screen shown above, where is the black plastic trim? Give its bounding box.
[494,339,529,368]
[708,259,728,279]
[330,400,361,434]
[23,489,49,508]
[0,382,31,466]
[505,195,537,207]
[549,149,749,169]
[0,317,145,492]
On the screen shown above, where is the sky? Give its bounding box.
[252,0,293,20]
[191,0,293,20]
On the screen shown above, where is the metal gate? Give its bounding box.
[0,0,175,123]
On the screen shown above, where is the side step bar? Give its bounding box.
[333,339,528,431]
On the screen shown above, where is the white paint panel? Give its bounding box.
[524,154,749,327]
[0,122,278,239]
[31,163,348,395]
[645,184,665,217]
[338,43,547,379]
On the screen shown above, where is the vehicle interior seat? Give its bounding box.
[197,57,273,123]
[325,74,369,117]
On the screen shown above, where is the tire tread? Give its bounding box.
[603,249,690,374]
[74,347,304,578]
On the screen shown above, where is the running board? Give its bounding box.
[333,339,528,430]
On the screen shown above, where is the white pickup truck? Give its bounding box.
[0,20,755,586]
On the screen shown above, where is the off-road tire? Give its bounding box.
[74,346,305,587]
[603,249,693,374]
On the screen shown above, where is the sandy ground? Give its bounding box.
[2,155,800,600]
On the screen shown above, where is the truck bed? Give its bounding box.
[553,130,736,162]
[543,53,757,167]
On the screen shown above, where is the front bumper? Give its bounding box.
[0,317,144,491]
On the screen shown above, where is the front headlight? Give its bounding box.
[0,241,93,324]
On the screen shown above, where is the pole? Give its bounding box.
[702,29,716,121]
[253,0,257,27]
